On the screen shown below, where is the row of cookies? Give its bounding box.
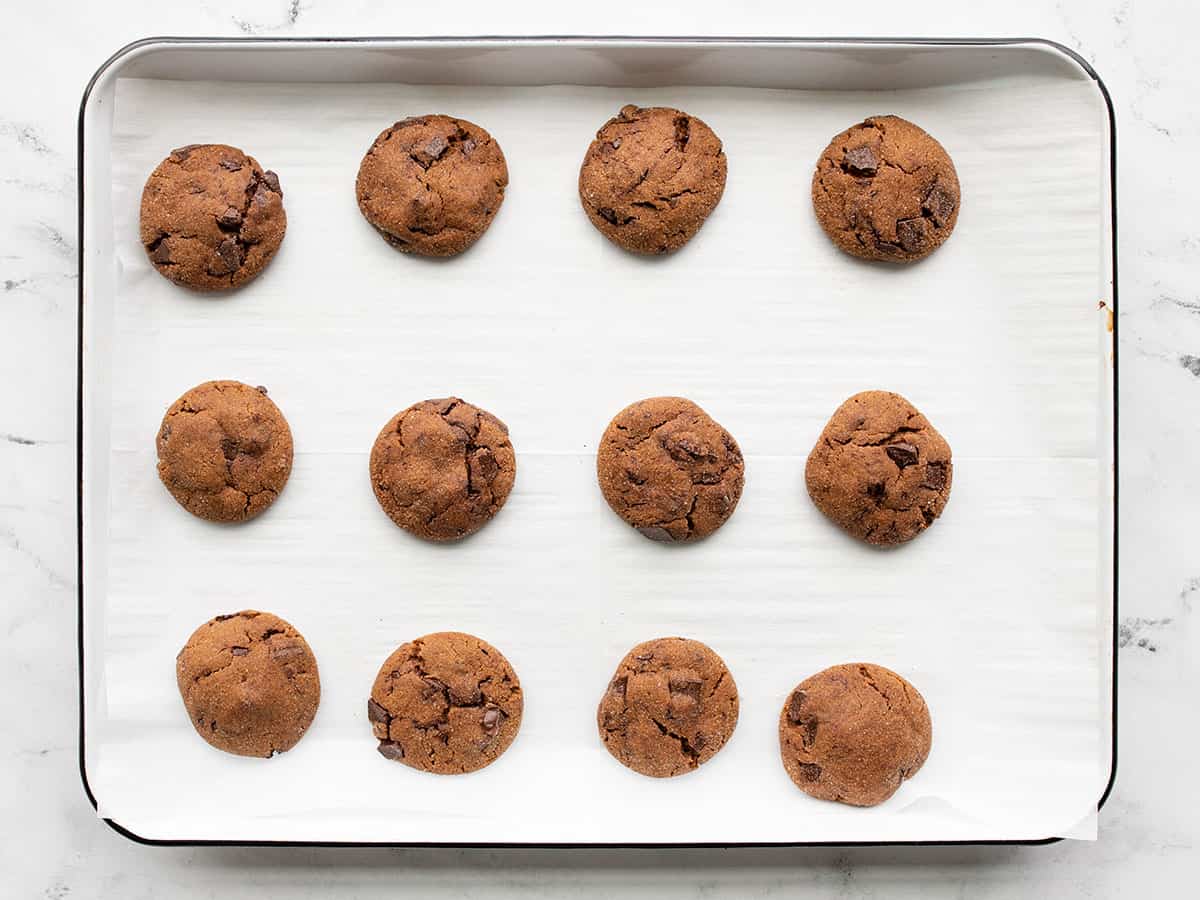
[178,613,931,808]
[156,383,953,547]
[139,109,961,291]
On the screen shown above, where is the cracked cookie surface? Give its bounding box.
[369,632,523,775]
[597,637,738,778]
[369,397,516,542]
[596,396,744,542]
[176,610,320,758]
[356,115,508,257]
[805,390,952,546]
[811,115,959,263]
[578,105,727,255]
[156,380,293,523]
[779,662,931,807]
[140,143,286,291]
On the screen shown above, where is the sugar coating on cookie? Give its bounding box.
[176,610,320,758]
[578,105,727,255]
[805,390,952,546]
[368,632,523,775]
[597,637,739,778]
[778,662,931,807]
[156,380,293,523]
[140,144,286,291]
[812,115,960,263]
[369,397,516,542]
[596,396,744,542]
[356,115,509,257]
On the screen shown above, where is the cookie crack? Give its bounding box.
[857,666,893,710]
[651,717,700,766]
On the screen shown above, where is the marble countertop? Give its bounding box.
[3,0,1195,895]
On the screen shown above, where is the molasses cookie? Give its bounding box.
[368,632,523,775]
[369,397,516,542]
[597,637,739,778]
[596,396,744,542]
[812,115,960,262]
[156,380,293,523]
[578,105,727,254]
[805,390,952,546]
[779,662,932,807]
[176,610,320,758]
[140,143,286,291]
[356,115,508,257]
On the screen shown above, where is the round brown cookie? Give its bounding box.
[596,396,744,542]
[368,632,523,775]
[779,662,932,807]
[578,105,727,255]
[356,115,508,257]
[597,637,739,778]
[369,397,516,542]
[812,115,960,263]
[805,391,952,546]
[156,380,293,523]
[140,143,286,291]
[176,610,320,758]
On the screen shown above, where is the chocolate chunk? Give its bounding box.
[636,525,674,542]
[666,436,715,463]
[270,643,306,660]
[255,385,269,395]
[598,206,619,225]
[467,448,499,492]
[896,218,926,253]
[481,706,503,734]
[212,237,244,274]
[460,138,477,156]
[609,675,627,698]
[693,472,721,485]
[367,698,390,724]
[170,144,202,162]
[218,157,243,171]
[150,240,172,264]
[843,145,878,176]
[796,762,822,782]
[787,689,807,724]
[866,482,886,500]
[885,442,920,469]
[215,613,236,621]
[923,460,948,491]
[230,646,249,656]
[217,206,243,229]
[220,437,238,460]
[261,170,281,194]
[922,181,956,228]
[377,740,405,761]
[421,676,448,700]
[673,116,690,150]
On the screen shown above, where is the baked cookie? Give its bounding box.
[176,610,320,758]
[140,144,286,291]
[156,380,293,523]
[356,115,508,257]
[578,105,727,254]
[368,632,523,774]
[369,397,516,542]
[779,662,931,807]
[597,637,739,778]
[596,396,744,542]
[805,391,952,546]
[812,115,960,263]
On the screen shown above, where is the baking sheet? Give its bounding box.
[87,61,1109,844]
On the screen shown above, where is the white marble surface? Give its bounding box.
[2,0,1195,895]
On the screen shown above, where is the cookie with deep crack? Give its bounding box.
[596,396,744,542]
[156,380,293,523]
[779,662,931,807]
[578,105,727,255]
[368,631,523,774]
[356,115,508,257]
[597,637,739,778]
[805,391,952,546]
[140,144,286,291]
[369,397,516,542]
[812,115,960,263]
[176,610,320,758]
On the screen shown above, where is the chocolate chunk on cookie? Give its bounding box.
[176,610,320,758]
[156,380,293,523]
[778,663,931,807]
[369,397,516,542]
[356,115,509,257]
[368,632,523,775]
[596,396,744,542]
[805,391,952,546]
[812,115,960,263]
[140,144,286,291]
[578,105,727,255]
[597,637,739,778]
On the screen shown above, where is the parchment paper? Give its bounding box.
[89,70,1109,843]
